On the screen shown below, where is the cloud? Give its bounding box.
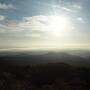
[73,4,82,10]
[0,15,73,40]
[0,3,15,9]
[0,15,5,21]
[0,15,47,39]
[61,3,82,14]
[19,15,47,30]
[62,7,74,13]
[77,17,85,23]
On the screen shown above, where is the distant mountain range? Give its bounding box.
[0,49,90,67]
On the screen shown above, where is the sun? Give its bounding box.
[45,15,72,37]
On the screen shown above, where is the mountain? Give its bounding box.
[0,50,90,67]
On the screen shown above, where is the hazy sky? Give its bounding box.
[0,0,90,49]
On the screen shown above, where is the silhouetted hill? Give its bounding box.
[0,50,90,89]
[0,62,90,90]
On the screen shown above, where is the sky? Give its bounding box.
[0,0,90,50]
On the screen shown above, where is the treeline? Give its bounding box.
[0,63,90,90]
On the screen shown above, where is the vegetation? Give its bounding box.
[0,62,90,90]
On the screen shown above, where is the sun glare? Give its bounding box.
[46,15,72,37]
